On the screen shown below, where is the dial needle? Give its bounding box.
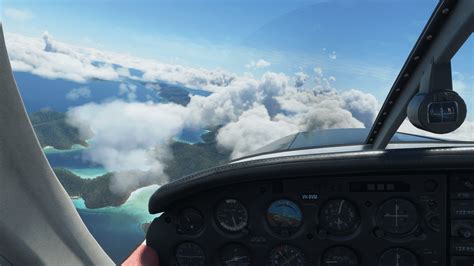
[338,200,345,214]
[232,215,237,227]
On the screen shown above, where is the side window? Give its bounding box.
[451,35,473,140]
[400,35,473,141]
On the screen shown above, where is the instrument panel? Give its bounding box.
[146,173,473,265]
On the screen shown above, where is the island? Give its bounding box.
[30,109,92,150]
[33,109,229,208]
[158,85,191,106]
[50,129,229,208]
[144,82,192,106]
[54,168,156,208]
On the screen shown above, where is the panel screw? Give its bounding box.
[403,73,409,78]
[389,101,393,105]
[442,8,449,14]
[413,56,420,61]
[395,88,400,92]
[426,35,433,41]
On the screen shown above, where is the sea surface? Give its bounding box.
[72,185,159,263]
[17,71,211,263]
[44,137,198,263]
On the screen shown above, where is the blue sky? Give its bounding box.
[0,0,471,102]
[0,1,435,95]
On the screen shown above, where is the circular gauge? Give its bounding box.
[267,199,303,231]
[175,242,205,266]
[216,199,248,232]
[321,246,360,266]
[378,248,418,266]
[177,208,204,235]
[375,198,419,235]
[218,243,252,266]
[319,199,360,235]
[268,244,306,266]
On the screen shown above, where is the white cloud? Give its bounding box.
[217,106,299,158]
[399,119,474,142]
[66,87,91,101]
[4,8,33,22]
[245,59,271,69]
[294,72,308,88]
[5,32,236,91]
[67,69,379,178]
[340,89,379,127]
[119,83,137,101]
[7,32,381,189]
[67,101,188,192]
[329,51,337,60]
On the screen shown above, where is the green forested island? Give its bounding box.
[54,168,140,208]
[53,136,229,208]
[31,109,92,149]
[33,109,230,208]
[158,85,191,106]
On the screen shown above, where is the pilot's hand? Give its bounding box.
[122,242,159,266]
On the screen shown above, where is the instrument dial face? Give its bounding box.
[216,199,248,232]
[219,243,252,266]
[321,246,360,266]
[177,208,204,235]
[268,244,306,266]
[319,199,360,235]
[267,199,303,230]
[175,242,205,266]
[376,198,419,235]
[377,248,418,266]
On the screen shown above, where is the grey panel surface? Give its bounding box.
[0,25,113,265]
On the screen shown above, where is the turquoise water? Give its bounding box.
[72,185,159,263]
[69,167,108,179]
[18,71,211,263]
[44,146,158,263]
[43,144,88,154]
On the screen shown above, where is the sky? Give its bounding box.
[0,0,472,189]
[2,0,461,101]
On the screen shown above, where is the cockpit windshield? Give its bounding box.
[2,0,472,263]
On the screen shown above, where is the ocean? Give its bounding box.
[44,135,202,263]
[19,71,212,263]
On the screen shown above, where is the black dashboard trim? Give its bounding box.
[149,147,474,214]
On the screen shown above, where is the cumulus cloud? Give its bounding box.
[42,31,57,52]
[329,51,337,60]
[294,72,308,88]
[4,8,34,22]
[66,87,91,100]
[67,69,379,174]
[399,119,474,141]
[119,83,138,101]
[8,32,381,190]
[340,89,379,127]
[67,101,188,193]
[5,32,237,91]
[246,59,271,69]
[217,106,299,158]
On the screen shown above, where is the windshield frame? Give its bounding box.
[366,0,473,148]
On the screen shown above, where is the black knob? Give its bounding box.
[427,215,441,232]
[462,179,474,190]
[458,227,473,238]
